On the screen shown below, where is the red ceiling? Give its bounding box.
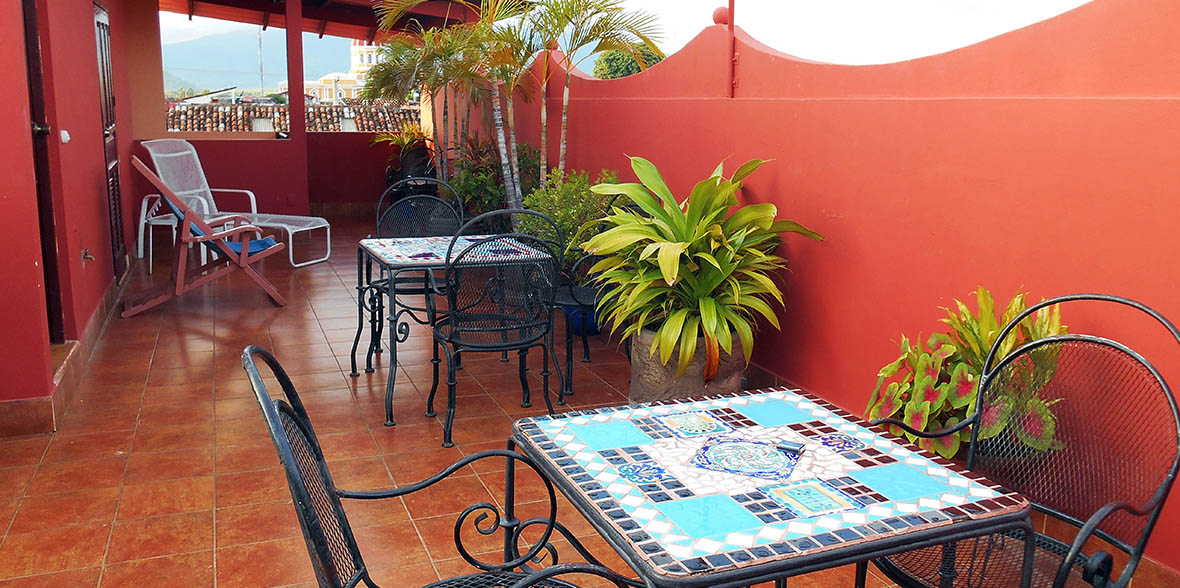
[157,0,472,41]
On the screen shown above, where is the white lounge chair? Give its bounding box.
[141,139,331,267]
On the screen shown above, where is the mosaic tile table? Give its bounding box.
[350,235,551,426]
[512,387,1033,588]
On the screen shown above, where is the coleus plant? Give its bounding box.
[865,287,1067,458]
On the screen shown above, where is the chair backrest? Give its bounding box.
[445,211,561,348]
[377,177,463,231]
[141,138,220,214]
[242,346,372,588]
[132,156,220,247]
[377,195,462,239]
[967,294,1180,560]
[458,208,565,257]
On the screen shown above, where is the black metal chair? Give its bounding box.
[242,346,640,588]
[377,177,462,228]
[869,294,1180,588]
[423,209,564,448]
[552,252,607,398]
[351,181,465,379]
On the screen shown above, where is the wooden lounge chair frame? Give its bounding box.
[121,156,287,318]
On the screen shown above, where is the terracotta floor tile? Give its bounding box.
[0,567,100,588]
[0,523,110,577]
[107,510,214,562]
[340,496,410,528]
[0,436,51,469]
[0,467,34,501]
[124,447,214,485]
[24,457,126,495]
[54,407,139,436]
[131,422,214,453]
[402,475,494,520]
[371,422,450,454]
[118,476,214,519]
[215,500,303,547]
[366,562,440,587]
[142,383,214,405]
[325,457,393,491]
[99,551,214,588]
[137,401,214,428]
[7,488,119,534]
[316,430,380,461]
[42,431,132,463]
[215,441,278,473]
[382,447,471,486]
[350,521,431,570]
[214,468,288,507]
[0,499,17,530]
[215,537,316,588]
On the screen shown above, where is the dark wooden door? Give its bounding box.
[24,0,65,343]
[95,4,126,277]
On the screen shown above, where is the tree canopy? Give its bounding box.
[592,45,663,79]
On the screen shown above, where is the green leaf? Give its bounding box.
[656,309,688,365]
[731,159,767,183]
[766,220,824,241]
[699,298,719,336]
[656,242,688,285]
[1013,398,1058,451]
[676,316,700,376]
[628,156,674,203]
[946,363,977,409]
[903,401,932,441]
[976,396,1013,440]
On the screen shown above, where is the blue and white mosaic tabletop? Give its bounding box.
[360,235,547,267]
[513,387,1027,580]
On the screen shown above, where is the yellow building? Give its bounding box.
[278,40,379,104]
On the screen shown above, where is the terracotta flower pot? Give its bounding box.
[628,328,745,403]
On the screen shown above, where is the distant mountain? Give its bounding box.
[162,69,197,92]
[161,29,352,92]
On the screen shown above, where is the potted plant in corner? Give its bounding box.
[584,156,823,402]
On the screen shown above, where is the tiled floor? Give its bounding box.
[0,217,897,587]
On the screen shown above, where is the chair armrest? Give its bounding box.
[185,224,264,243]
[204,214,254,227]
[869,415,974,439]
[210,188,258,214]
[1053,501,1145,588]
[507,563,643,588]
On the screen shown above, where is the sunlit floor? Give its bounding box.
[0,217,898,587]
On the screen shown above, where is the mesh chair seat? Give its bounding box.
[434,316,549,349]
[244,212,329,231]
[222,236,280,255]
[423,572,580,588]
[552,285,599,308]
[875,531,1092,588]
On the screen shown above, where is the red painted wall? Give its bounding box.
[307,132,397,204]
[170,138,310,215]
[514,0,1180,570]
[0,1,54,401]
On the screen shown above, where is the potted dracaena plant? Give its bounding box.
[865,287,1068,459]
[584,156,823,402]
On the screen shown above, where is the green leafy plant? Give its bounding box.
[522,168,618,269]
[372,122,428,151]
[451,140,541,217]
[584,156,823,380]
[865,287,1068,458]
[592,44,664,79]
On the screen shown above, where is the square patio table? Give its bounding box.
[349,235,550,426]
[511,387,1034,588]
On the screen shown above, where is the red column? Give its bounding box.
[284,0,310,213]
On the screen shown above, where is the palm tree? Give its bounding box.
[487,12,543,206]
[533,0,662,177]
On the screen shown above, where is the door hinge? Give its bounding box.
[32,121,51,136]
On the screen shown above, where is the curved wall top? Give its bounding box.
[548,0,1180,99]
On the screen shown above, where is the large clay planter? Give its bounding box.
[629,328,745,403]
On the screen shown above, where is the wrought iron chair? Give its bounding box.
[122,156,287,318]
[869,294,1180,588]
[242,346,640,588]
[350,178,466,378]
[422,210,564,447]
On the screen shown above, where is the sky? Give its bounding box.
[160,0,1093,65]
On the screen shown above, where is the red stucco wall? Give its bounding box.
[513,0,1180,570]
[0,0,54,402]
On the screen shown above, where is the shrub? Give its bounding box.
[450,140,541,218]
[522,168,618,269]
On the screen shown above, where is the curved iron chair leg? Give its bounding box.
[350,248,365,377]
[855,561,867,588]
[382,311,398,427]
[579,306,591,363]
[425,339,441,418]
[442,343,458,448]
[542,340,556,415]
[519,348,532,408]
[564,308,575,397]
